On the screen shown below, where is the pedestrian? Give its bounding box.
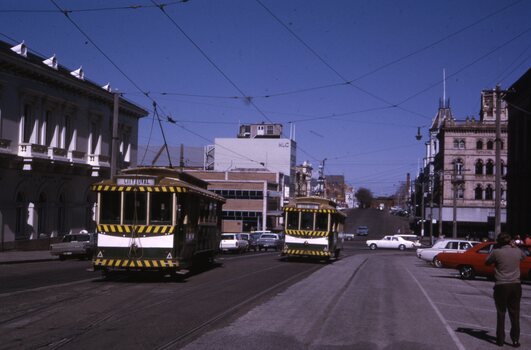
[524,234,531,247]
[514,234,522,246]
[485,233,526,347]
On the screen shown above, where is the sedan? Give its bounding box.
[436,242,531,280]
[416,239,479,267]
[219,233,249,253]
[366,235,421,251]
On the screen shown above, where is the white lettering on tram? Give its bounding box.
[116,178,155,186]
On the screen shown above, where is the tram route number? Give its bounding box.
[117,177,155,186]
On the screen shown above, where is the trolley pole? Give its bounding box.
[110,92,120,179]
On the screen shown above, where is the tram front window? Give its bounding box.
[286,211,298,229]
[124,192,147,225]
[301,212,314,230]
[100,192,120,224]
[151,192,172,225]
[315,213,328,231]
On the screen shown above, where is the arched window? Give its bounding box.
[500,140,504,150]
[485,159,494,175]
[475,159,483,175]
[457,185,465,199]
[474,184,483,200]
[15,192,27,240]
[459,140,465,149]
[485,185,493,200]
[501,160,506,176]
[37,192,47,236]
[486,140,494,150]
[476,140,483,150]
[453,139,459,148]
[454,159,464,175]
[57,193,66,236]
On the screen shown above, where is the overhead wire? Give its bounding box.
[150,0,275,124]
[47,0,277,170]
[0,1,189,14]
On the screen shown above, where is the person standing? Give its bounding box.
[486,233,526,347]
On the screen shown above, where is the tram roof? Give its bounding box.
[284,196,345,215]
[90,167,225,202]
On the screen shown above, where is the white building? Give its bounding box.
[213,123,296,193]
[0,41,147,249]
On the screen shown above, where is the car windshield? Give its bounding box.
[261,234,276,239]
[221,235,235,240]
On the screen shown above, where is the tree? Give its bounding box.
[355,187,373,208]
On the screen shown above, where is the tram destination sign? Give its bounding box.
[117,177,156,186]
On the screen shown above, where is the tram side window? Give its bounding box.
[123,192,147,225]
[286,211,299,229]
[315,213,328,231]
[301,212,314,230]
[151,192,172,225]
[100,192,121,224]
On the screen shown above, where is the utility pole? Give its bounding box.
[420,178,425,237]
[494,85,502,236]
[429,173,434,244]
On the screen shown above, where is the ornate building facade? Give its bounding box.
[421,90,507,239]
[0,41,147,249]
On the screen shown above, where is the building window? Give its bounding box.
[21,103,35,143]
[475,159,483,175]
[453,139,459,148]
[459,140,465,149]
[485,159,494,175]
[485,185,493,200]
[476,140,483,150]
[486,140,494,150]
[474,185,483,200]
[57,193,66,235]
[454,159,464,175]
[15,192,28,240]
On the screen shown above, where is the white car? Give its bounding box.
[366,235,421,251]
[416,239,480,267]
[219,233,249,253]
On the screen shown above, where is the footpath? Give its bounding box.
[0,250,57,264]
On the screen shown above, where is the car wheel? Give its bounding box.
[459,265,475,280]
[369,243,377,250]
[433,257,443,268]
[398,244,406,251]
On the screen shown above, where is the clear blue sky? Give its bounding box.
[2,0,530,196]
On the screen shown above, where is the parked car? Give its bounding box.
[240,233,260,251]
[219,233,249,253]
[356,226,369,236]
[50,231,96,260]
[366,235,421,251]
[394,234,421,245]
[340,232,356,241]
[436,241,531,280]
[416,239,480,267]
[257,233,283,251]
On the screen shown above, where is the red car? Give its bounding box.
[436,241,531,280]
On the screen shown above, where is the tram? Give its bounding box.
[90,167,225,276]
[282,196,345,260]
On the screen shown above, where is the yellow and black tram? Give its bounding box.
[90,167,224,276]
[282,196,345,260]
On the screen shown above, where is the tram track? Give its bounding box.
[27,255,323,349]
[155,264,323,350]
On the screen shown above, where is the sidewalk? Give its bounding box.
[0,250,58,264]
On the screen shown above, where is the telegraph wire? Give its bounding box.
[150,0,275,124]
[47,0,281,169]
[398,25,531,106]
[255,0,427,121]
[0,1,189,14]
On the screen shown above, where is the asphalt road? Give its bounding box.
[1,211,529,349]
